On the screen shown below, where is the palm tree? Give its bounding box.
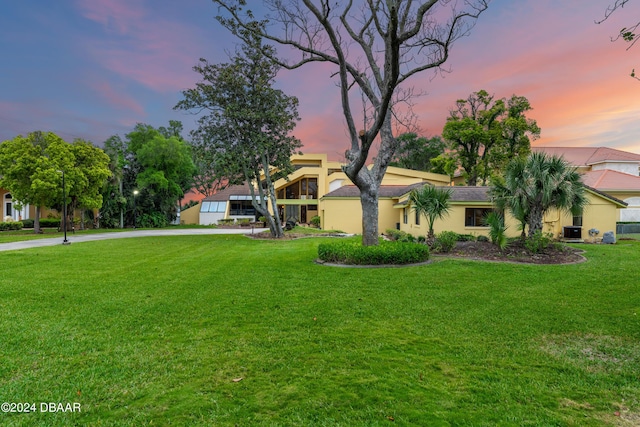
[409,185,453,241]
[490,152,586,238]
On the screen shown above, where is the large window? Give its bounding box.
[200,201,227,213]
[279,178,318,200]
[465,208,492,227]
[230,200,255,216]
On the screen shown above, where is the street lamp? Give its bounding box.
[133,190,139,229]
[59,170,70,245]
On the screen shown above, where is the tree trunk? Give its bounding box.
[528,207,544,237]
[34,206,41,234]
[360,183,379,246]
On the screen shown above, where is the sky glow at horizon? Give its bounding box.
[1,0,639,159]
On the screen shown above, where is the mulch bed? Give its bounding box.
[443,240,586,265]
[248,231,586,265]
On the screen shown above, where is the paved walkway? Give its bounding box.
[0,228,269,252]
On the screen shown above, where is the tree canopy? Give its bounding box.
[442,90,540,186]
[389,133,446,172]
[99,123,196,228]
[490,152,587,238]
[176,34,301,238]
[0,131,110,233]
[211,0,489,245]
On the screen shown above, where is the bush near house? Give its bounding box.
[385,229,416,242]
[318,239,429,265]
[0,221,23,231]
[431,230,458,253]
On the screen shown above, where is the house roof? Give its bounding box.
[322,183,427,198]
[533,146,640,166]
[324,184,493,203]
[581,169,640,191]
[202,183,253,202]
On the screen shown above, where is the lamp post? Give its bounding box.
[133,190,139,229]
[59,170,70,245]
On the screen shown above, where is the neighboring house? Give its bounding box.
[394,185,626,242]
[199,154,450,226]
[1,187,32,221]
[533,146,640,222]
[199,152,628,241]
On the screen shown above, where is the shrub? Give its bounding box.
[384,229,415,242]
[310,215,321,228]
[484,211,508,251]
[456,233,476,242]
[525,231,554,254]
[138,212,169,228]
[218,218,235,225]
[258,216,267,223]
[237,218,251,225]
[21,218,35,228]
[40,218,62,228]
[477,235,489,242]
[318,240,429,265]
[0,221,23,231]
[431,231,458,253]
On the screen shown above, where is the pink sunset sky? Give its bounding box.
[1,0,639,158]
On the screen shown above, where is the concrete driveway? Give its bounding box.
[0,228,269,252]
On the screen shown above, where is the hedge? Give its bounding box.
[0,221,23,231]
[318,240,429,265]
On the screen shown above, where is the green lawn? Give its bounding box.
[0,236,638,426]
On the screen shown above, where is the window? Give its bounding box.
[415,210,420,225]
[281,178,318,199]
[403,208,408,224]
[465,208,492,227]
[230,201,255,216]
[200,201,227,213]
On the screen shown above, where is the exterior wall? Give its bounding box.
[400,203,522,239]
[200,212,226,225]
[180,204,200,225]
[321,198,398,234]
[591,162,639,176]
[528,192,622,240]
[620,197,640,222]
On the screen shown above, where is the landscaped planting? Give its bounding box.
[0,235,638,426]
[317,237,429,265]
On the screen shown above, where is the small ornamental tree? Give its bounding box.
[490,152,587,238]
[176,34,302,238]
[408,185,453,241]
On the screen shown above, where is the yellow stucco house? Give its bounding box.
[198,153,627,241]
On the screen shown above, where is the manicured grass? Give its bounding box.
[0,236,639,426]
[0,228,132,244]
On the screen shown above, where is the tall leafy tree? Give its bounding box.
[490,152,587,237]
[99,123,196,228]
[212,0,489,246]
[390,133,445,172]
[66,139,111,229]
[442,90,540,186]
[176,34,302,238]
[408,185,452,241]
[0,131,110,233]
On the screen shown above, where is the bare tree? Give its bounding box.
[597,0,640,79]
[213,0,489,245]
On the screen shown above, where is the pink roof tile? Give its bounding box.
[533,146,640,166]
[581,169,640,191]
